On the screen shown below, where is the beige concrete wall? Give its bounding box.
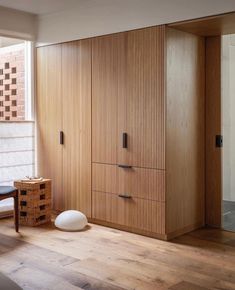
[222,35,235,202]
[0,6,36,40]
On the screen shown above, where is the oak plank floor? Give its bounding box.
[0,218,234,290]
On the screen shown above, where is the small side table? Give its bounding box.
[14,179,52,226]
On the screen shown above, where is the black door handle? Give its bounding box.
[122,132,128,148]
[118,194,132,199]
[118,164,132,169]
[215,135,223,148]
[60,131,64,145]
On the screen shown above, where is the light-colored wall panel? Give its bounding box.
[222,35,235,202]
[0,6,36,40]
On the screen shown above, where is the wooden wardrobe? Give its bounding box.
[37,40,92,217]
[36,25,205,240]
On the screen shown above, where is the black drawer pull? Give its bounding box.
[20,211,27,217]
[118,164,132,169]
[118,194,132,199]
[122,132,128,149]
[60,131,64,145]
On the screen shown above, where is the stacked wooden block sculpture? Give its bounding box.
[14,179,51,226]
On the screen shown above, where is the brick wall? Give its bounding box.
[0,44,25,121]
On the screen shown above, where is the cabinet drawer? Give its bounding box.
[92,191,165,234]
[92,163,165,201]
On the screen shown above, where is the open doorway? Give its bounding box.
[222,34,235,232]
[168,11,235,231]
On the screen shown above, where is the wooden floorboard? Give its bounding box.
[0,218,234,290]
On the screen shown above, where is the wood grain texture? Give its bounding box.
[166,28,205,235]
[169,12,235,36]
[1,218,235,290]
[92,191,165,234]
[91,26,166,237]
[36,45,63,211]
[118,26,165,169]
[62,40,92,217]
[92,163,165,201]
[92,26,165,169]
[205,36,222,228]
[92,33,125,164]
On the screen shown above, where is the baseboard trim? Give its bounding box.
[89,218,168,240]
[166,221,205,240]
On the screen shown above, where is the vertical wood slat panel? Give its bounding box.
[36,45,63,211]
[92,163,165,201]
[92,191,165,234]
[92,26,165,170]
[118,26,165,169]
[92,33,125,164]
[205,36,222,227]
[91,26,166,235]
[62,40,92,217]
[166,28,205,235]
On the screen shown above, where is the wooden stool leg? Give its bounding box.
[14,191,19,232]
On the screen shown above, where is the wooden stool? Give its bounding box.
[0,186,19,232]
[14,179,51,226]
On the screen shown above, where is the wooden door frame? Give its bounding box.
[205,36,222,227]
[167,11,235,228]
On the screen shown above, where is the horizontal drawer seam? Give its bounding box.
[92,161,166,171]
[92,190,165,203]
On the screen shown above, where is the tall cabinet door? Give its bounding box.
[92,33,126,164]
[62,40,92,217]
[118,26,165,169]
[36,45,63,211]
[92,27,165,169]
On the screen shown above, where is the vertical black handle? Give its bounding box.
[60,131,64,145]
[122,132,128,149]
[215,135,223,148]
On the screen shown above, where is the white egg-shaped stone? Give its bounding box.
[55,210,88,231]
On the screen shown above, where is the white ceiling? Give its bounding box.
[0,0,81,15]
[1,0,235,17]
[0,0,235,17]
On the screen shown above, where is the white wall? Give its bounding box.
[37,0,235,46]
[0,122,35,186]
[222,35,235,202]
[0,6,36,40]
[0,121,35,213]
